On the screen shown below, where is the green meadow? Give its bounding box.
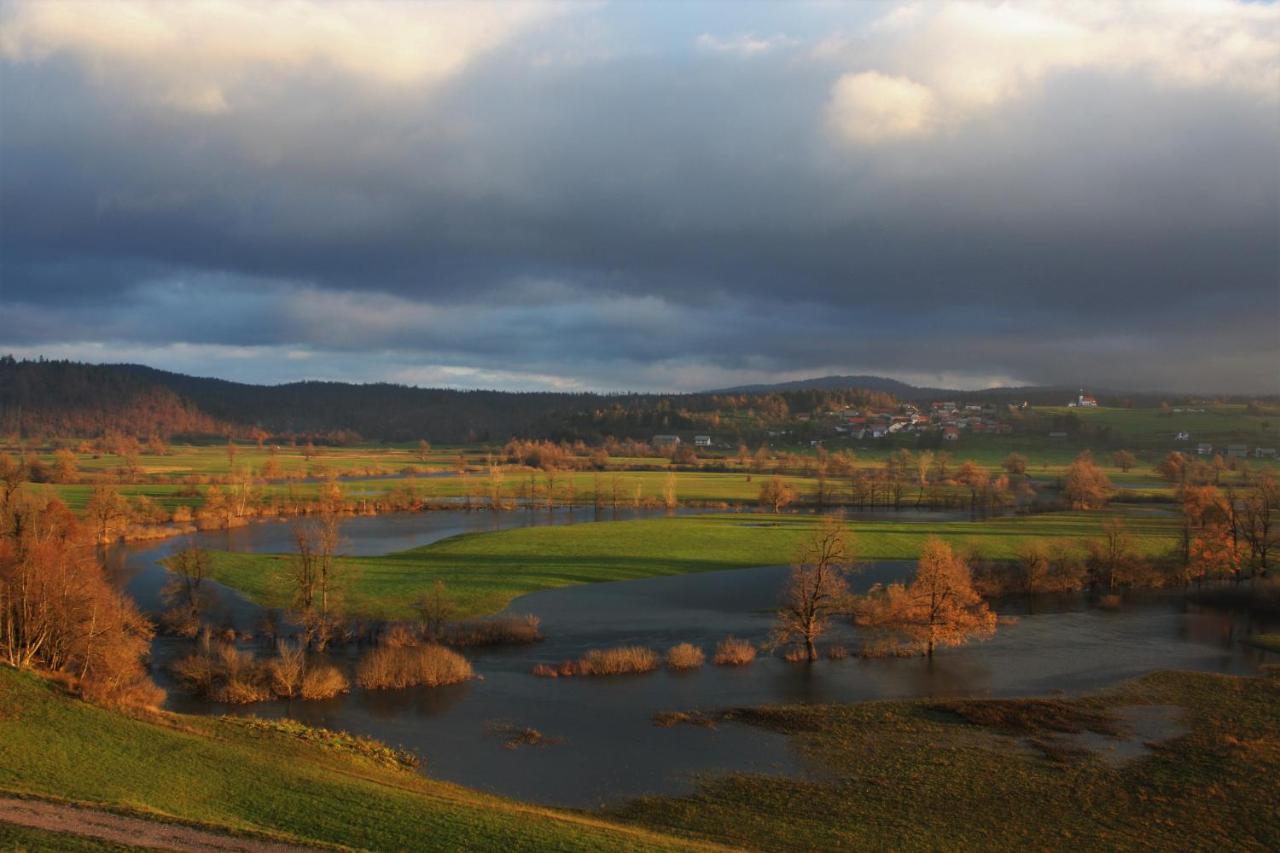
[206,507,1180,619]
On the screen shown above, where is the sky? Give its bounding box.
[1,0,1277,394]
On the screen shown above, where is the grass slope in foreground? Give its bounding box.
[0,669,704,852]
[615,670,1280,851]
[207,508,1179,618]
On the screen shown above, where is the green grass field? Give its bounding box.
[614,669,1280,849]
[0,669,704,851]
[205,507,1180,619]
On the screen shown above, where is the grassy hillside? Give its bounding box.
[0,669,704,851]
[206,508,1180,618]
[615,669,1280,850]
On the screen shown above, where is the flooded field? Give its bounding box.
[108,510,1277,809]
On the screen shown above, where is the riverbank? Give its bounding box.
[0,668,710,852]
[5,665,1276,851]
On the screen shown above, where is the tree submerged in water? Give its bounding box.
[772,514,857,662]
[855,537,996,658]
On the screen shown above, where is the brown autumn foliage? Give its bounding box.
[855,538,997,658]
[1063,451,1113,509]
[758,476,797,512]
[713,636,757,666]
[441,614,543,647]
[355,644,473,690]
[970,539,1086,596]
[772,514,856,661]
[665,642,706,670]
[0,488,160,707]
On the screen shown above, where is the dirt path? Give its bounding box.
[0,796,322,852]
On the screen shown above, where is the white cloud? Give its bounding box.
[826,70,938,143]
[823,0,1279,144]
[696,32,797,57]
[0,0,562,112]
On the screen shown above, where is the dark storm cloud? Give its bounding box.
[1,1,1276,392]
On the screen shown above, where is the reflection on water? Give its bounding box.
[110,509,1278,809]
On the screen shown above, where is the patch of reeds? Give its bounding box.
[172,634,349,703]
[300,664,350,700]
[665,643,705,670]
[825,644,849,660]
[442,614,543,647]
[713,636,756,666]
[531,645,659,678]
[355,644,473,690]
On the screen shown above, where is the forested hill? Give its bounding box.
[0,358,901,443]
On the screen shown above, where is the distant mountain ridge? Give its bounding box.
[3,358,1264,444]
[708,374,1070,399]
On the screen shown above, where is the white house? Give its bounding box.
[1068,390,1099,408]
[693,435,712,447]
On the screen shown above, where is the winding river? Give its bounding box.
[105,508,1277,809]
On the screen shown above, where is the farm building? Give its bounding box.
[1227,443,1249,459]
[1197,443,1214,455]
[693,435,712,447]
[652,434,681,447]
[1255,448,1277,459]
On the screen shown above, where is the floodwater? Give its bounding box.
[107,509,1277,809]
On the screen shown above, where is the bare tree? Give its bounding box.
[85,485,130,545]
[1064,451,1113,510]
[772,515,856,661]
[759,475,797,513]
[1112,450,1137,473]
[288,507,344,649]
[414,580,456,641]
[161,540,213,635]
[1238,472,1278,576]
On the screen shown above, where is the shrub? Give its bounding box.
[666,642,705,670]
[783,646,809,663]
[713,636,756,666]
[531,663,559,678]
[443,614,543,647]
[356,644,473,690]
[825,644,849,660]
[300,664,350,700]
[211,678,272,705]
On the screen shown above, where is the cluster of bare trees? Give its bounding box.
[1176,473,1277,582]
[754,450,1031,514]
[286,504,348,651]
[0,486,160,706]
